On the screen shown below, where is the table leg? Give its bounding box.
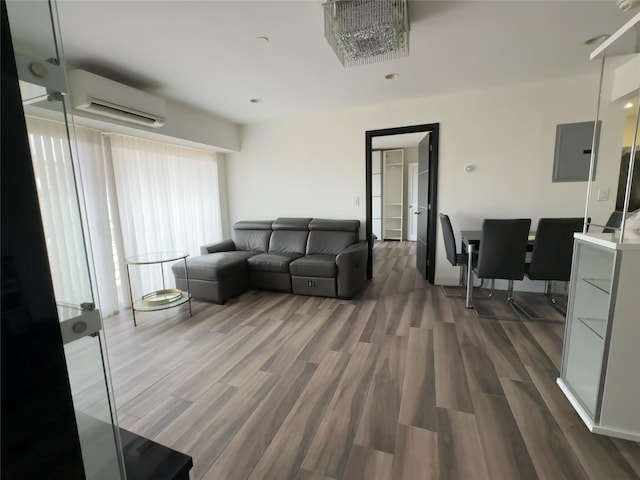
[125,263,136,327]
[465,244,475,309]
[184,257,192,316]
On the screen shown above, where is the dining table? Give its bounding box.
[460,230,536,309]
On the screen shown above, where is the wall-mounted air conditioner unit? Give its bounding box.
[68,69,166,128]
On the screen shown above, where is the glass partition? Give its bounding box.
[5,1,126,478]
[585,19,640,243]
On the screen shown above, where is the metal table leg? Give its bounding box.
[125,263,136,327]
[465,243,475,309]
[183,257,192,316]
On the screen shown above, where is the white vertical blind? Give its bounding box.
[109,135,222,297]
[26,117,94,308]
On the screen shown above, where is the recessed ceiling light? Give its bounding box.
[624,102,634,109]
[249,98,262,103]
[584,34,610,46]
[385,73,399,80]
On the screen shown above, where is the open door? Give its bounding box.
[416,134,430,279]
[365,123,439,281]
[407,163,418,241]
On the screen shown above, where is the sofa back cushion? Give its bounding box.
[306,219,359,255]
[269,217,311,255]
[232,221,273,252]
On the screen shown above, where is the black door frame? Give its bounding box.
[365,123,440,282]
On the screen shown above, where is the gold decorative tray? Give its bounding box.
[141,289,183,306]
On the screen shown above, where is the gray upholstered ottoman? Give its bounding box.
[171,251,255,304]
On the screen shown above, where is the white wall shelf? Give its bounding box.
[382,150,404,240]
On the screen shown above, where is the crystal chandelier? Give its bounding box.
[323,0,410,67]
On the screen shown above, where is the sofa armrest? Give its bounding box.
[200,239,236,255]
[336,241,368,299]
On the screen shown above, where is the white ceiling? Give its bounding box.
[8,1,637,126]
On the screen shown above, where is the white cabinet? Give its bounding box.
[382,149,404,240]
[557,233,640,441]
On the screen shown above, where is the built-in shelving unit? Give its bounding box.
[382,149,404,240]
[371,151,382,240]
[558,235,640,441]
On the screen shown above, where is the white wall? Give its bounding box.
[226,72,622,288]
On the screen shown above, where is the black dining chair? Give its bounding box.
[439,213,478,296]
[473,219,531,308]
[512,217,584,319]
[603,211,623,233]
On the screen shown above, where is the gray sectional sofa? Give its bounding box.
[171,218,368,304]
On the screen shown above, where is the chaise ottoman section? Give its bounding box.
[171,251,255,304]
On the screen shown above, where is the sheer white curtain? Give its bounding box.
[109,135,222,298]
[26,117,121,316]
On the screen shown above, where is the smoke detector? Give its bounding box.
[617,0,640,11]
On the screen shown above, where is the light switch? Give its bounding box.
[353,195,360,206]
[597,188,609,201]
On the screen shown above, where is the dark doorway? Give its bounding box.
[365,123,440,283]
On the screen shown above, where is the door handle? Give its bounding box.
[414,211,421,215]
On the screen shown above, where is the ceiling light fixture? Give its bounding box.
[258,36,270,43]
[624,102,634,109]
[323,0,410,68]
[584,34,610,46]
[249,98,262,103]
[385,73,399,80]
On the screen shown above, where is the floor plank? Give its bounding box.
[398,327,437,431]
[501,378,589,480]
[472,393,538,480]
[248,351,351,480]
[341,445,393,480]
[436,407,489,480]
[354,334,408,453]
[391,424,438,480]
[433,322,474,414]
[301,342,380,479]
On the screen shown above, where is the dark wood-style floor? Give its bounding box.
[101,241,640,480]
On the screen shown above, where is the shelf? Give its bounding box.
[133,291,191,312]
[385,228,402,232]
[583,278,612,295]
[577,316,607,340]
[385,203,402,206]
[385,162,403,166]
[386,216,402,219]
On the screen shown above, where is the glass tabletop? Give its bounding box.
[125,251,189,265]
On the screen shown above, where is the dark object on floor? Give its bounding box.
[120,427,192,480]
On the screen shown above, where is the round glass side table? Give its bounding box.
[124,251,192,326]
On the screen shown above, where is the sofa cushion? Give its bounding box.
[289,255,337,278]
[171,251,255,281]
[308,218,359,232]
[272,217,312,231]
[232,220,273,252]
[306,218,359,255]
[268,218,311,255]
[306,231,358,256]
[247,253,300,273]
